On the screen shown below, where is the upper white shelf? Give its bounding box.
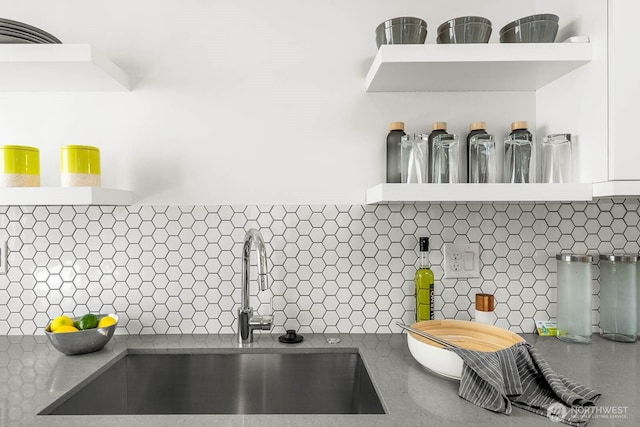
[0,187,135,206]
[365,43,592,92]
[366,183,594,204]
[0,44,130,91]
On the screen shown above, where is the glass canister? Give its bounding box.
[541,133,572,183]
[60,145,101,187]
[599,255,638,342]
[401,133,428,184]
[432,133,460,184]
[0,145,40,187]
[469,134,496,183]
[556,254,593,343]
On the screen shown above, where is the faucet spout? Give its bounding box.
[238,229,273,344]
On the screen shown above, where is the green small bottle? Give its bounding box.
[416,237,434,322]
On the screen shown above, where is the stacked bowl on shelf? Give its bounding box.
[436,16,492,44]
[0,17,61,44]
[499,14,559,43]
[375,13,559,47]
[375,17,428,48]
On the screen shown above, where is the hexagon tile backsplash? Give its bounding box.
[0,200,638,336]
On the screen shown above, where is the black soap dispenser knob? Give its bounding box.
[279,329,303,344]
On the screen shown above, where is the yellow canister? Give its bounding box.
[0,145,40,187]
[60,145,101,187]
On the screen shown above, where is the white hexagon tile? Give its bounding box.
[0,200,639,335]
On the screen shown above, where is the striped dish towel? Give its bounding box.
[451,342,600,426]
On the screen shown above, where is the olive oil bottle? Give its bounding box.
[415,237,434,322]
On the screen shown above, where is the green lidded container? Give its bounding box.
[60,145,101,187]
[0,145,40,187]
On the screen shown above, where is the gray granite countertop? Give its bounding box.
[0,333,637,426]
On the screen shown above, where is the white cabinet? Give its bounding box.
[601,0,640,196]
[0,44,133,206]
[365,0,633,204]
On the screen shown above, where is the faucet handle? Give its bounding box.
[249,314,273,331]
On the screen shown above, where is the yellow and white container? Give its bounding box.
[60,145,101,187]
[0,145,40,187]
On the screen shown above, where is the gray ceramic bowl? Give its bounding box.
[500,14,559,43]
[501,13,559,33]
[45,313,118,356]
[437,16,492,44]
[376,17,428,49]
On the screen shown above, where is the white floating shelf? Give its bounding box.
[366,43,592,92]
[0,44,130,91]
[0,187,135,206]
[366,183,593,204]
[593,181,640,198]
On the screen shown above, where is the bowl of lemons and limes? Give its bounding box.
[45,313,118,356]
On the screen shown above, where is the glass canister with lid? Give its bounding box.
[599,254,638,342]
[0,145,40,187]
[556,254,593,343]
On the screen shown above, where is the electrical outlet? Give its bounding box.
[0,240,7,274]
[444,243,480,279]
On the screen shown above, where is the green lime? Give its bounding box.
[75,314,99,330]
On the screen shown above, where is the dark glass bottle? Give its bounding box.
[427,122,447,183]
[386,122,406,183]
[466,121,488,183]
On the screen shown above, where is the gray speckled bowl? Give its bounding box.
[45,313,118,356]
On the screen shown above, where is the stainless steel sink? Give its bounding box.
[40,349,385,415]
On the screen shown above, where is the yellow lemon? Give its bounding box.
[53,325,79,333]
[97,316,117,328]
[49,315,74,332]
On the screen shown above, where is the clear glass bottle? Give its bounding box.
[599,255,638,342]
[466,122,488,183]
[415,237,434,322]
[401,133,428,183]
[427,122,447,183]
[386,122,406,183]
[541,133,572,183]
[474,293,495,325]
[556,254,593,343]
[432,133,460,184]
[504,121,535,183]
[469,134,496,183]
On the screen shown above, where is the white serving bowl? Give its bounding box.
[407,319,525,380]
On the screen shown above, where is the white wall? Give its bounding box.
[0,0,542,204]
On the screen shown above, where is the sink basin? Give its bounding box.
[40,349,385,415]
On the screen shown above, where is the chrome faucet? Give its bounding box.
[238,229,273,344]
